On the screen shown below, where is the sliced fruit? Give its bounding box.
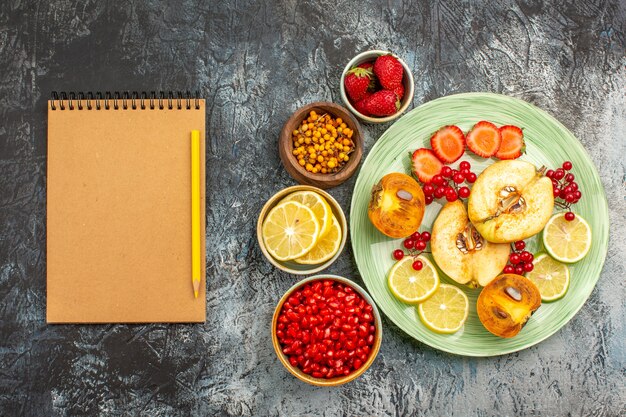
[418,284,469,334]
[525,253,570,301]
[495,125,525,160]
[388,255,439,303]
[295,215,342,265]
[431,201,510,288]
[468,160,554,243]
[411,148,443,183]
[282,190,333,237]
[466,121,501,158]
[262,201,320,261]
[476,274,541,338]
[542,212,592,263]
[368,172,425,238]
[430,125,465,163]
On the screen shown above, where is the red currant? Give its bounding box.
[453,173,465,184]
[423,183,434,195]
[425,195,434,205]
[460,168,471,177]
[554,169,565,180]
[403,239,415,249]
[393,249,404,260]
[466,172,477,183]
[412,260,423,271]
[520,251,532,263]
[553,187,561,198]
[434,186,446,199]
[411,231,421,240]
[445,188,458,202]
[420,231,431,241]
[503,265,515,274]
[565,193,575,203]
[523,262,534,272]
[509,253,521,264]
[546,169,555,178]
[570,182,578,191]
[564,211,575,221]
[565,173,575,183]
[460,161,471,170]
[458,186,470,198]
[514,265,524,275]
[432,175,445,185]
[415,240,427,251]
[563,161,572,170]
[514,240,526,251]
[441,166,453,177]
[573,190,581,199]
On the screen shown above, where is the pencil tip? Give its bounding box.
[194,290,199,299]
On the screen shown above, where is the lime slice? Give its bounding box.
[295,214,342,265]
[525,253,570,301]
[543,212,592,263]
[418,284,469,334]
[262,201,320,261]
[388,255,439,304]
[281,191,333,237]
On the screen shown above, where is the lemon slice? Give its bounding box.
[388,255,439,303]
[418,284,469,334]
[281,191,333,237]
[295,214,342,265]
[262,201,320,261]
[525,253,570,301]
[543,212,592,263]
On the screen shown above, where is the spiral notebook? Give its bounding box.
[46,92,206,323]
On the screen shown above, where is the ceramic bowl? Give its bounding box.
[340,49,415,123]
[257,185,347,275]
[271,275,383,386]
[279,102,363,189]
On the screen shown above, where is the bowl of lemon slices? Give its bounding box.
[257,185,347,275]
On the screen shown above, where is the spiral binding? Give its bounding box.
[50,91,201,110]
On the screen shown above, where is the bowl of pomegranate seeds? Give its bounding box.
[340,49,415,124]
[272,275,382,386]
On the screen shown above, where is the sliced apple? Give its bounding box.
[431,201,510,288]
[468,160,554,243]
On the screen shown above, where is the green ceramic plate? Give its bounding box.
[350,93,609,356]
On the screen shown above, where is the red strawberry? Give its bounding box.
[353,92,372,116]
[344,67,373,102]
[358,61,374,70]
[430,125,465,163]
[373,55,404,89]
[495,125,525,160]
[363,90,400,117]
[392,83,404,100]
[411,148,443,183]
[465,121,502,158]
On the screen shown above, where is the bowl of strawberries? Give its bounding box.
[340,50,415,124]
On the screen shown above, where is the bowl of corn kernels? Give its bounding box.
[279,102,363,189]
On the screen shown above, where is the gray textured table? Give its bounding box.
[1,1,625,416]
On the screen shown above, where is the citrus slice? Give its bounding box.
[388,255,439,303]
[295,214,342,265]
[281,191,333,237]
[525,253,570,301]
[543,212,592,263]
[262,201,320,261]
[418,284,469,334]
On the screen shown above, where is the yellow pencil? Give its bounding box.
[191,130,201,298]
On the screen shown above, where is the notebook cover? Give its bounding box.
[46,98,206,323]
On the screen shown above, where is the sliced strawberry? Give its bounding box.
[430,125,465,163]
[465,121,501,158]
[495,125,525,160]
[411,148,443,183]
